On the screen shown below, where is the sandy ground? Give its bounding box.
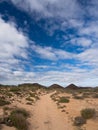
[0,90,98,130]
[2,125,16,130]
[30,93,73,130]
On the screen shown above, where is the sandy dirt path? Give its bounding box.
[2,125,16,130]
[30,92,72,130]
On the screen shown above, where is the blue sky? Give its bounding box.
[0,0,98,86]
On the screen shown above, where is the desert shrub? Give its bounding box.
[34,95,40,100]
[74,95,84,100]
[29,92,40,100]
[81,108,96,119]
[26,102,32,105]
[10,87,22,96]
[10,87,20,92]
[26,97,34,102]
[6,92,13,98]
[8,108,30,130]
[58,97,69,103]
[3,106,10,111]
[50,94,58,102]
[0,99,10,106]
[29,93,36,97]
[58,105,66,109]
[10,108,30,118]
[9,113,28,130]
[52,98,58,102]
[74,116,86,126]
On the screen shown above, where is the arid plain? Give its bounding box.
[0,83,98,130]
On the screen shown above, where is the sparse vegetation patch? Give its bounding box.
[10,108,30,118]
[0,99,10,106]
[81,108,96,119]
[74,95,84,100]
[9,113,28,130]
[74,116,86,126]
[8,108,30,130]
[58,96,70,103]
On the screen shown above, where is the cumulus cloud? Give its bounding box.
[0,17,30,83]
[0,17,28,60]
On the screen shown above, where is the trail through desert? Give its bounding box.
[30,93,72,130]
[1,88,98,130]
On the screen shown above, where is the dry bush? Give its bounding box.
[0,99,10,106]
[8,108,30,130]
[81,108,96,119]
[58,97,70,103]
[74,116,86,126]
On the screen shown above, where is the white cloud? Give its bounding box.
[78,38,92,47]
[0,17,98,86]
[69,19,84,28]
[86,0,98,19]
[71,37,92,47]
[1,1,98,86]
[77,21,98,41]
[30,69,98,87]
[0,70,36,85]
[32,44,74,60]
[0,18,28,60]
[0,17,30,83]
[10,0,82,19]
[32,44,57,60]
[78,48,98,67]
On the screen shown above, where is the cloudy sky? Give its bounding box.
[0,0,98,86]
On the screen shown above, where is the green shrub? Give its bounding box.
[0,99,10,106]
[10,87,20,92]
[9,113,28,130]
[81,108,96,119]
[6,92,13,98]
[59,97,69,103]
[10,108,30,118]
[8,108,30,130]
[28,92,40,100]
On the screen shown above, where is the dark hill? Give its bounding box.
[18,83,46,89]
[65,84,78,89]
[49,84,64,89]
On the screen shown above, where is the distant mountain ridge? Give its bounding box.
[0,83,95,89]
[18,83,46,89]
